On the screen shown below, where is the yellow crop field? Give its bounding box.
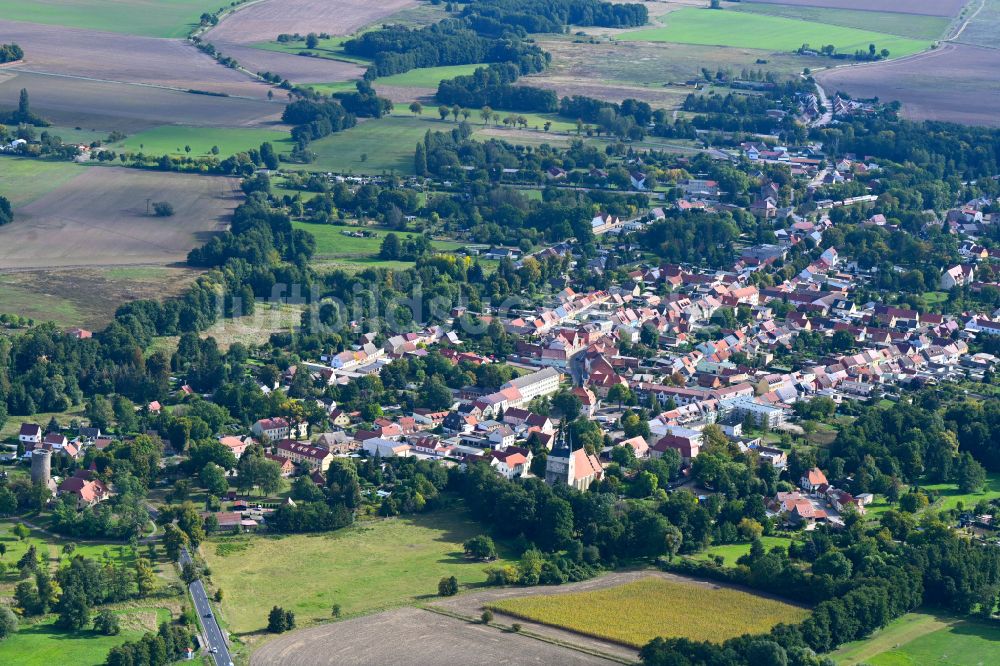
[487,577,809,647]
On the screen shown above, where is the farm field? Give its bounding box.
[0,71,282,132]
[0,0,222,37]
[488,576,810,647]
[0,607,171,666]
[109,126,293,158]
[0,167,239,270]
[733,4,951,40]
[815,42,1000,128]
[377,63,491,88]
[618,8,933,58]
[296,116,431,175]
[741,0,968,17]
[202,509,514,635]
[249,606,615,666]
[0,267,199,330]
[0,20,273,98]
[689,536,795,564]
[833,610,1000,666]
[0,157,86,207]
[954,0,1000,49]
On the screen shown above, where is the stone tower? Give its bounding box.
[30,448,51,487]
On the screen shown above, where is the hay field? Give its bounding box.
[0,167,240,270]
[0,71,282,132]
[816,42,1000,127]
[742,0,968,17]
[0,20,273,98]
[618,8,933,58]
[488,576,810,647]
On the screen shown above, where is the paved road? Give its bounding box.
[181,547,233,666]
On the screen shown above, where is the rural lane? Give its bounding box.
[182,547,233,666]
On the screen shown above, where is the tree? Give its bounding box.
[0,488,16,516]
[0,607,17,640]
[200,463,229,497]
[380,232,401,260]
[267,605,290,633]
[162,523,189,562]
[326,459,362,509]
[408,101,422,116]
[813,550,853,579]
[259,141,279,170]
[451,105,461,122]
[607,383,631,408]
[955,452,986,493]
[331,603,342,618]
[181,562,200,585]
[152,201,174,217]
[480,106,492,124]
[93,608,121,635]
[438,106,449,121]
[135,558,156,597]
[306,33,319,49]
[438,576,459,596]
[414,142,427,177]
[12,524,29,541]
[463,535,497,561]
[56,588,90,630]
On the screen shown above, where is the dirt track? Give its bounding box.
[0,167,240,270]
[250,606,619,666]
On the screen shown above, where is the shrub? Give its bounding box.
[152,201,174,217]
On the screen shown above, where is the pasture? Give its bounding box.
[487,575,809,647]
[923,472,1000,513]
[0,607,172,666]
[0,157,85,207]
[0,167,239,270]
[297,116,431,174]
[689,536,795,564]
[833,610,1000,665]
[0,0,222,37]
[733,3,951,40]
[816,42,1000,128]
[202,509,514,635]
[378,63,492,88]
[740,0,968,18]
[618,8,933,58]
[109,126,293,158]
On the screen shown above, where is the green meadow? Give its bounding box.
[618,8,932,59]
[0,0,224,38]
[109,126,293,159]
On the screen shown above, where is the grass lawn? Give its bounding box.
[489,576,809,647]
[0,275,84,329]
[0,0,224,37]
[733,4,950,41]
[0,607,171,665]
[922,472,1000,513]
[109,126,293,159]
[296,116,431,174]
[203,509,515,634]
[295,221,463,260]
[0,157,86,207]
[689,536,794,565]
[833,610,1000,665]
[303,81,359,97]
[0,405,86,441]
[378,63,491,88]
[618,8,932,59]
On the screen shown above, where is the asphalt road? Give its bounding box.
[181,547,233,666]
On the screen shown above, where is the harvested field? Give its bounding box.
[742,0,968,18]
[486,575,809,648]
[0,19,273,98]
[0,70,282,132]
[0,267,199,329]
[0,167,240,270]
[954,0,1000,49]
[816,42,1000,127]
[520,74,691,108]
[205,43,364,84]
[250,606,618,666]
[204,0,417,45]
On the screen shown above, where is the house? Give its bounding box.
[219,436,252,459]
[19,423,42,448]
[489,447,532,480]
[315,431,358,454]
[274,439,334,471]
[940,264,975,290]
[362,437,412,458]
[252,417,291,442]
[630,171,647,190]
[264,453,295,477]
[58,476,110,510]
[652,432,701,463]
[545,446,603,491]
[617,436,649,459]
[800,467,828,492]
